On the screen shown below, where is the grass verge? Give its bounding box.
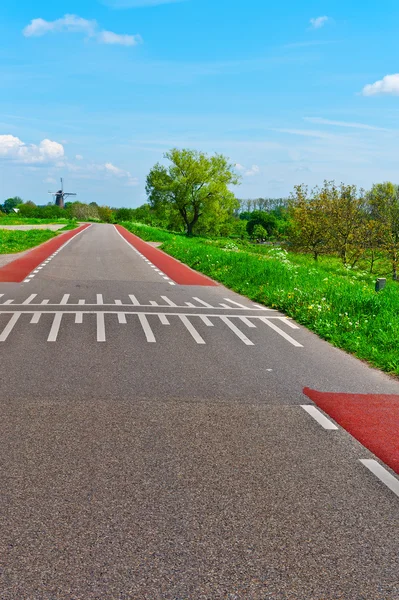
[122,222,399,376]
[0,229,58,253]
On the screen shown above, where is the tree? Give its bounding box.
[252,224,268,242]
[246,210,278,239]
[2,197,23,213]
[366,182,399,279]
[146,148,240,236]
[289,184,329,260]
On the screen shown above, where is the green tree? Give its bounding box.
[146,148,240,236]
[289,184,329,260]
[246,211,278,239]
[252,224,268,242]
[367,182,399,279]
[2,197,23,213]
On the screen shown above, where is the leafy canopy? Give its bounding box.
[146,148,240,236]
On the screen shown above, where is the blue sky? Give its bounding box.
[1,0,399,207]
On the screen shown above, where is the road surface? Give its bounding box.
[0,223,398,599]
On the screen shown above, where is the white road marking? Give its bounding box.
[115,300,122,305]
[185,302,195,307]
[261,318,303,348]
[220,316,254,345]
[22,294,37,305]
[129,294,140,306]
[3,300,14,305]
[97,312,106,342]
[193,297,213,308]
[0,294,3,300]
[78,299,85,305]
[0,313,21,341]
[239,316,257,328]
[33,270,40,274]
[253,303,270,310]
[30,312,41,324]
[60,294,70,305]
[23,279,30,283]
[219,303,231,309]
[41,300,49,305]
[118,313,127,324]
[169,282,176,286]
[224,298,248,309]
[163,276,170,280]
[200,315,214,326]
[97,294,104,305]
[300,405,338,430]
[138,314,156,343]
[150,301,159,306]
[48,313,63,342]
[161,296,177,307]
[278,317,300,330]
[179,315,206,344]
[159,314,170,325]
[75,312,83,324]
[360,459,399,498]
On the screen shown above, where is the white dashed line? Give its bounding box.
[138,314,156,343]
[261,317,303,348]
[360,459,399,498]
[220,316,254,346]
[300,405,338,430]
[179,315,206,345]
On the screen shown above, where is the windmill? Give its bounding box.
[49,178,77,209]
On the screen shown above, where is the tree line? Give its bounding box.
[3,148,399,278]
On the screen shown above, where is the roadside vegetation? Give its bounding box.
[0,229,58,253]
[3,147,399,374]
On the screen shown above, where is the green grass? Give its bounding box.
[0,229,58,253]
[0,217,71,225]
[120,221,180,242]
[122,222,399,376]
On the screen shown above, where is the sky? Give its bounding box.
[1,0,399,208]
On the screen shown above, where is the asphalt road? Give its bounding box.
[0,223,398,600]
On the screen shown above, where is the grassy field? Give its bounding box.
[0,217,73,225]
[121,222,399,376]
[0,220,78,253]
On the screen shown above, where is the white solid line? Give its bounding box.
[200,315,214,327]
[75,312,83,324]
[97,294,104,305]
[193,297,213,308]
[224,298,248,309]
[138,314,156,343]
[179,315,206,344]
[159,314,170,325]
[97,312,106,342]
[300,405,338,430]
[22,294,37,305]
[220,316,254,345]
[129,294,140,306]
[41,300,49,305]
[30,312,41,324]
[360,459,399,498]
[115,300,122,305]
[78,299,85,305]
[277,317,300,330]
[0,313,21,341]
[239,316,257,328]
[118,313,127,324]
[60,294,70,305]
[48,313,63,342]
[161,296,177,307]
[150,301,159,306]
[261,318,303,348]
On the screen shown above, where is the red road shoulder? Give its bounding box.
[304,387,399,474]
[0,224,91,283]
[115,225,218,286]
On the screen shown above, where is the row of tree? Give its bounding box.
[289,181,399,277]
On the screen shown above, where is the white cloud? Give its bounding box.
[310,16,329,29]
[304,117,388,131]
[23,14,96,37]
[362,74,399,96]
[0,135,64,164]
[97,30,142,46]
[23,14,141,47]
[104,162,139,185]
[235,163,245,171]
[245,165,260,177]
[76,154,84,160]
